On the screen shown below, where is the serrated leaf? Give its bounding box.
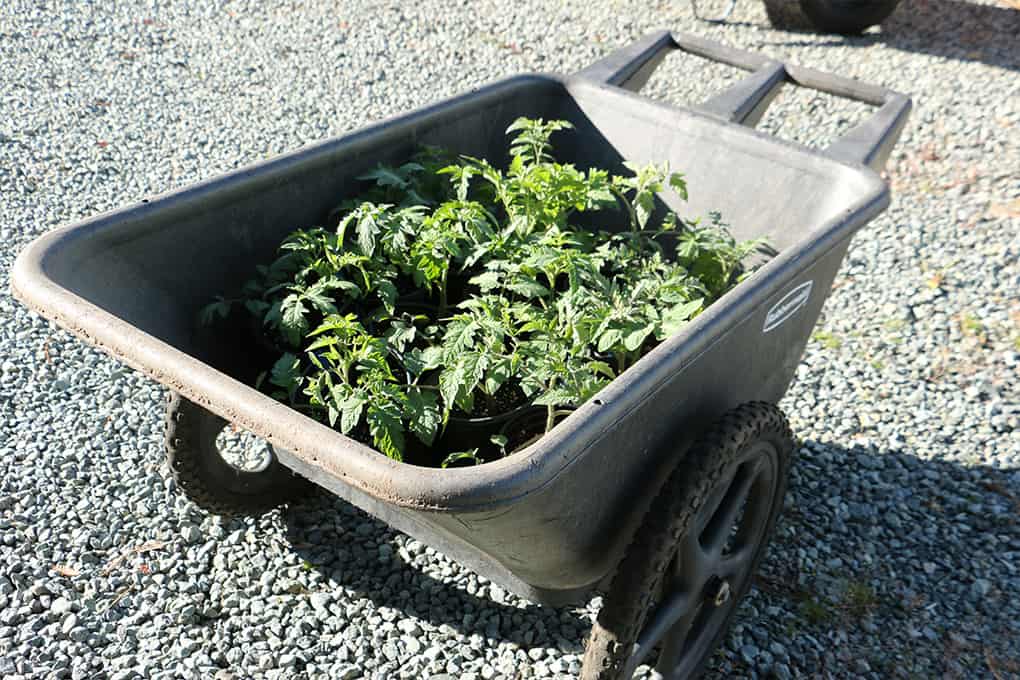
[269,353,301,399]
[468,270,501,292]
[198,299,231,326]
[597,327,624,353]
[244,299,271,317]
[338,389,366,435]
[635,191,655,230]
[506,279,550,299]
[358,165,408,188]
[661,298,704,336]
[443,317,479,354]
[376,279,398,313]
[623,324,654,352]
[420,345,444,371]
[386,319,417,353]
[586,360,616,379]
[367,400,404,461]
[405,387,441,446]
[439,361,467,410]
[483,356,512,395]
[669,172,688,201]
[356,211,378,256]
[304,284,338,316]
[532,388,575,407]
[281,294,307,332]
[305,334,338,353]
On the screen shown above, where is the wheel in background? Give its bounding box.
[164,391,313,516]
[762,0,816,30]
[800,0,901,34]
[582,402,794,679]
[764,0,900,34]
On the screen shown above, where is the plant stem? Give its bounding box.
[439,268,448,313]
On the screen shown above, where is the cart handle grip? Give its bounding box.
[575,30,911,173]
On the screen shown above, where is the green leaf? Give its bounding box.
[623,324,654,352]
[441,450,482,468]
[357,210,378,256]
[597,327,624,353]
[376,279,398,313]
[269,353,301,401]
[586,360,616,379]
[304,282,338,316]
[281,294,307,331]
[469,270,501,292]
[198,298,231,326]
[338,389,366,435]
[442,317,480,354]
[532,388,575,407]
[244,299,271,317]
[420,345,444,371]
[506,279,550,299]
[635,191,655,231]
[661,298,704,336]
[358,165,409,188]
[405,387,441,446]
[669,172,688,200]
[439,362,466,411]
[367,400,404,461]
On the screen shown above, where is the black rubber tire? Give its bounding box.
[581,402,794,680]
[763,0,815,30]
[763,0,899,34]
[164,392,314,516]
[800,0,900,34]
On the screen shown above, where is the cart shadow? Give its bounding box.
[735,437,1020,677]
[277,436,1020,673]
[761,0,1020,72]
[280,496,591,653]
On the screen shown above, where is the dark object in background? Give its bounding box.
[764,0,903,33]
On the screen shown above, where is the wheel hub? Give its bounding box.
[709,578,732,607]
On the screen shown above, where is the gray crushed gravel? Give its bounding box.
[2,0,1019,678]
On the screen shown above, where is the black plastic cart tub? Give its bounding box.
[12,30,909,679]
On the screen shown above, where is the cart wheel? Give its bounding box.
[799,0,900,34]
[763,0,900,34]
[582,402,794,680]
[164,392,313,516]
[762,0,815,31]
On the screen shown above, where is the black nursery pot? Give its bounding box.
[433,402,536,463]
[500,405,576,454]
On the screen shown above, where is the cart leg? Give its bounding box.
[582,402,794,680]
[164,392,313,516]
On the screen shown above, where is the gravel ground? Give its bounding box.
[2,1,1019,678]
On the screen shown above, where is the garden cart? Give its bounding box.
[11,30,910,679]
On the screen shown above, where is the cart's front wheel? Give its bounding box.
[164,392,313,516]
[582,402,793,680]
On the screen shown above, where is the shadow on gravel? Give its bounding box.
[766,0,1020,72]
[740,438,1020,678]
[276,435,1020,676]
[280,496,590,653]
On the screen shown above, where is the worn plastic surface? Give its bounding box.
[11,31,909,605]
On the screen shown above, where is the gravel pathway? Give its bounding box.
[2,1,1019,678]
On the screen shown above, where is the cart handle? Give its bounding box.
[575,30,911,173]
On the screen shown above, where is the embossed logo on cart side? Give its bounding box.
[763,281,813,333]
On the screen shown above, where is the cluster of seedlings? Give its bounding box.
[203,118,764,466]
